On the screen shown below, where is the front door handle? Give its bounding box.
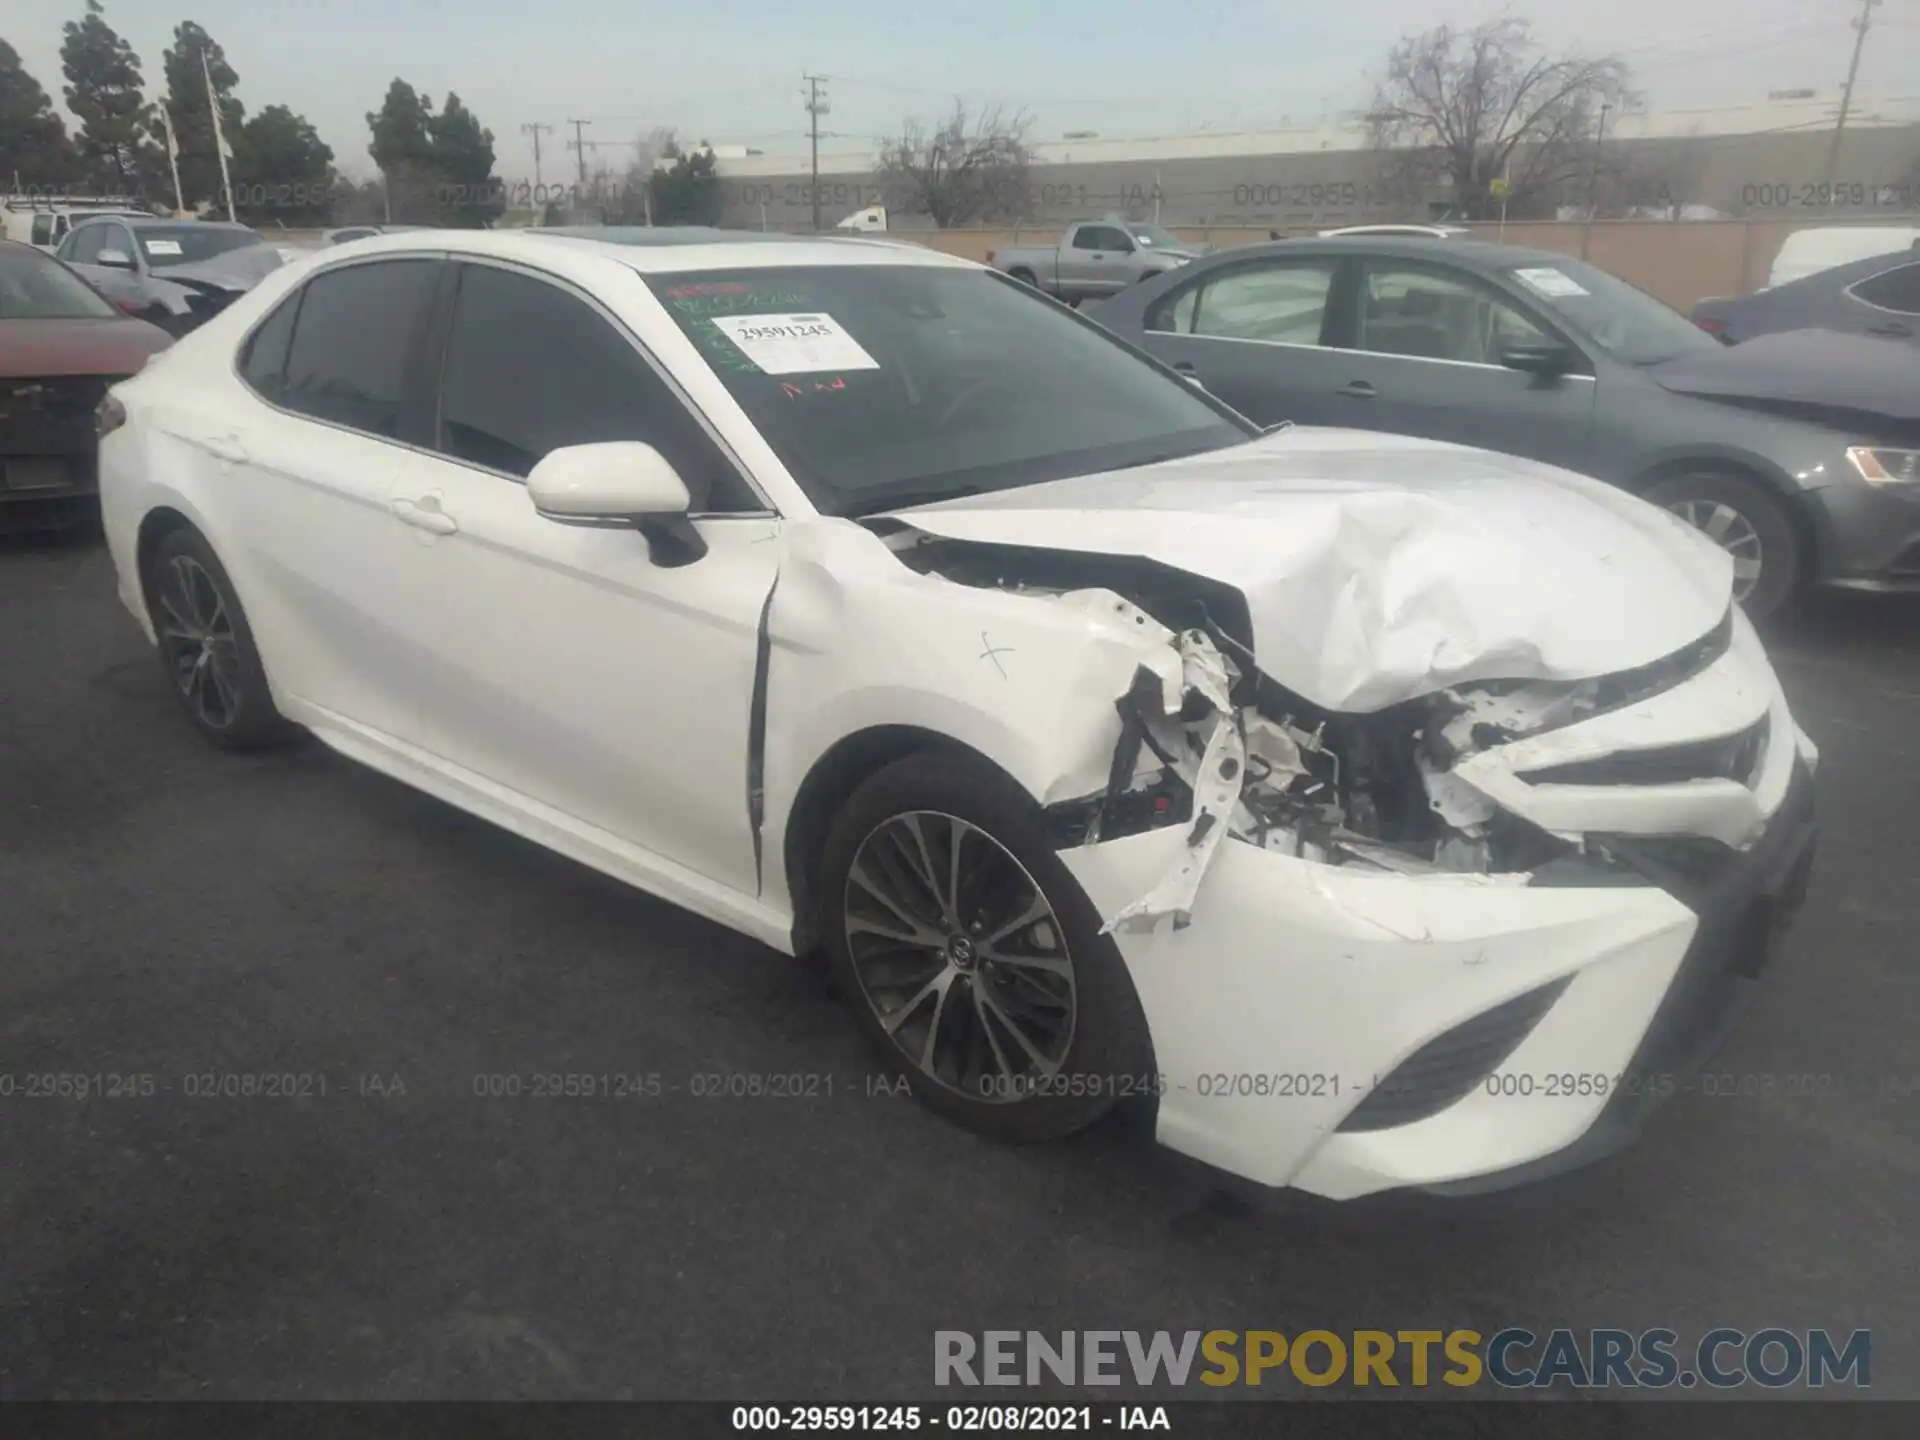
[390,495,458,535]
[1338,380,1377,399]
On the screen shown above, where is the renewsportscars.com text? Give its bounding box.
[934,1328,1871,1390]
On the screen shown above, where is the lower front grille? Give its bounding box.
[1338,976,1574,1133]
[1,375,122,455]
[1518,715,1770,789]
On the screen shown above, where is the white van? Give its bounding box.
[1766,225,1920,289]
[2,199,156,252]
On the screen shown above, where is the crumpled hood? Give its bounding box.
[1650,328,1920,424]
[155,245,285,293]
[881,427,1732,713]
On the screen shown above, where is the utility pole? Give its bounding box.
[1822,0,1882,196]
[1580,102,1612,261]
[567,118,592,190]
[803,74,829,232]
[522,122,553,197]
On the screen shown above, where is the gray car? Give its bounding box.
[1690,246,1920,346]
[55,216,284,336]
[1093,235,1920,618]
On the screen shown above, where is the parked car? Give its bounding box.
[1319,223,1478,240]
[988,219,1205,303]
[325,224,435,244]
[1764,226,1920,289]
[56,216,284,336]
[0,239,171,530]
[1691,247,1920,345]
[1094,234,1920,617]
[96,229,1817,1200]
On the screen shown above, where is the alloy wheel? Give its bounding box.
[154,554,242,730]
[1665,498,1763,603]
[842,810,1077,1103]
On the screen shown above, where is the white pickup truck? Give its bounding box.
[988,219,1205,303]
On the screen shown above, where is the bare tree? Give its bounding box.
[873,101,1032,227]
[1366,18,1636,220]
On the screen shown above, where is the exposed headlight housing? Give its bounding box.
[1846,446,1920,483]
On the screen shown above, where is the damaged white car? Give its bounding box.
[97,229,1819,1198]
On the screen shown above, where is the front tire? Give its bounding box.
[145,527,292,750]
[1643,471,1802,620]
[820,751,1153,1142]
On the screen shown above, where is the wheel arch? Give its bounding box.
[134,505,202,615]
[1626,450,1832,586]
[781,724,1024,957]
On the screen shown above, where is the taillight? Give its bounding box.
[97,394,127,438]
[1692,315,1726,335]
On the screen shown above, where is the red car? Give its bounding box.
[2,238,172,531]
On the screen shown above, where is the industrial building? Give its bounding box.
[712,92,1920,231]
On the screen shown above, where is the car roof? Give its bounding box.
[1225,234,1577,270]
[74,214,259,234]
[329,226,971,273]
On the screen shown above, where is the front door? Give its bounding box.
[385,258,781,895]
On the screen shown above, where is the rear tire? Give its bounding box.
[1642,471,1802,621]
[819,751,1154,1143]
[144,527,293,751]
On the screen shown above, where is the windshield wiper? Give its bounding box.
[840,482,986,518]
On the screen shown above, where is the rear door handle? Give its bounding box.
[390,496,459,535]
[1338,380,1377,399]
[1172,360,1199,373]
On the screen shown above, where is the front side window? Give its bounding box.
[1160,260,1337,345]
[280,259,437,437]
[433,263,758,510]
[1848,262,1920,314]
[1073,226,1130,252]
[1128,225,1183,249]
[1359,263,1547,364]
[65,223,106,265]
[0,244,118,320]
[30,214,54,246]
[648,265,1250,516]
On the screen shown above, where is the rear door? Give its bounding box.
[215,255,449,744]
[1324,257,1597,470]
[1137,254,1348,425]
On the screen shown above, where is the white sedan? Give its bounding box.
[96,228,1819,1198]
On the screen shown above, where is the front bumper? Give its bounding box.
[2,375,114,528]
[1807,467,1920,588]
[1057,616,1817,1199]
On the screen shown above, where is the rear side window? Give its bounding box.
[280,260,437,437]
[30,214,54,245]
[1073,226,1130,252]
[1153,261,1337,345]
[1849,263,1920,315]
[433,262,759,510]
[239,293,302,401]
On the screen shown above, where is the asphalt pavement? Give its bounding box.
[1,527,1915,1400]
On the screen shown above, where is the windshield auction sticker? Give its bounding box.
[710,313,879,375]
[1512,267,1589,298]
[142,238,184,256]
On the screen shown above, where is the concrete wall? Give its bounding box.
[898,216,1920,311]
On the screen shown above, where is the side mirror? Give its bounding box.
[1499,340,1576,377]
[97,248,136,270]
[526,441,708,567]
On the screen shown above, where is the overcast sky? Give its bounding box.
[8,0,1917,179]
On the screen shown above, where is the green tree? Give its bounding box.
[649,144,721,225]
[232,105,336,224]
[427,93,503,226]
[0,39,79,188]
[366,78,436,220]
[159,21,244,210]
[59,0,162,198]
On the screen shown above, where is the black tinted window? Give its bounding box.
[1851,263,1920,314]
[281,260,436,437]
[1074,226,1129,251]
[240,293,301,400]
[435,263,756,510]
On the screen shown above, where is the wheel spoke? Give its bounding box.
[977,987,1060,1075]
[982,946,1072,979]
[892,814,950,922]
[919,971,956,1070]
[971,982,1016,1083]
[983,889,1053,950]
[882,969,951,1036]
[845,913,944,950]
[1704,505,1737,541]
[849,859,942,943]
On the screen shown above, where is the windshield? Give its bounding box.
[131,226,267,269]
[1129,225,1183,248]
[1504,260,1719,366]
[0,244,116,320]
[649,265,1251,515]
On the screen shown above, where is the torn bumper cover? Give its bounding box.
[1044,600,1818,1199]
